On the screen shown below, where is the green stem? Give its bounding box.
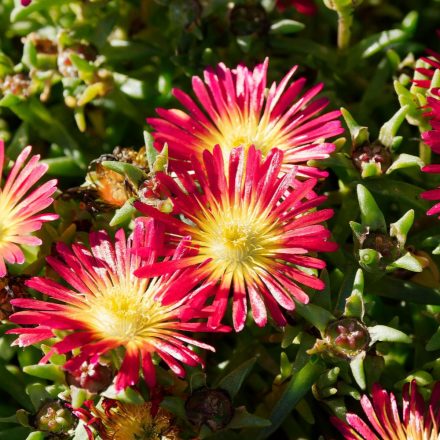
[337,11,353,49]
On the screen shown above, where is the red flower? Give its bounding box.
[147,58,343,178]
[332,381,440,440]
[0,140,58,277]
[8,218,228,391]
[276,0,317,15]
[134,146,336,331]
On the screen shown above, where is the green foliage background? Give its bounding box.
[1,0,440,439]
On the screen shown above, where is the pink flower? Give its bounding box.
[413,50,440,217]
[134,146,336,332]
[0,141,58,277]
[332,381,440,440]
[8,218,228,391]
[420,90,440,216]
[148,58,343,178]
[276,0,317,15]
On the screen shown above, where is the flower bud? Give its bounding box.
[325,318,370,359]
[35,401,76,434]
[65,361,113,393]
[352,141,392,176]
[0,74,32,98]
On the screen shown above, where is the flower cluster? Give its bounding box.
[5,59,339,394]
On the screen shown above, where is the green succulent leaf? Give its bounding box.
[368,325,412,344]
[270,19,305,34]
[228,407,271,429]
[217,358,256,399]
[357,185,386,232]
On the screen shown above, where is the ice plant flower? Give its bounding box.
[134,146,336,331]
[0,140,58,277]
[77,399,180,440]
[332,381,440,440]
[411,50,440,217]
[8,218,228,390]
[147,58,343,178]
[276,0,317,15]
[420,89,440,217]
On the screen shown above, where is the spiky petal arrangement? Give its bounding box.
[134,146,336,332]
[0,140,58,277]
[332,381,440,440]
[8,218,228,391]
[148,59,343,178]
[420,89,440,217]
[76,399,180,440]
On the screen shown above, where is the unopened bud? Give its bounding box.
[65,361,113,393]
[35,401,75,434]
[352,142,392,176]
[325,317,370,359]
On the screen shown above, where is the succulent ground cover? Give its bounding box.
[0,0,440,439]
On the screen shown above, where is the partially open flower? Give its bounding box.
[148,59,343,178]
[332,381,440,440]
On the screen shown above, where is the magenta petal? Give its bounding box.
[114,347,140,391]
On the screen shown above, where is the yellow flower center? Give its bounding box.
[199,113,285,158]
[97,403,179,440]
[191,200,281,276]
[210,221,259,265]
[72,284,173,344]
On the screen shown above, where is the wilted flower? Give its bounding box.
[0,140,58,277]
[148,59,343,178]
[332,381,440,440]
[185,388,234,431]
[134,146,336,331]
[79,399,180,440]
[0,276,28,320]
[8,218,228,390]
